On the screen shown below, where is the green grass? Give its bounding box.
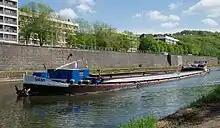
[119,116,157,128]
[0,70,44,73]
[191,85,220,107]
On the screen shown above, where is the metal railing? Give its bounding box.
[4,3,17,8]
[4,20,17,25]
[18,40,202,56]
[90,66,180,74]
[4,37,17,41]
[4,29,17,33]
[5,12,17,17]
[20,42,155,54]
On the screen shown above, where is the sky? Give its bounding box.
[18,0,220,34]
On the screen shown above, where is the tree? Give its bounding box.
[66,33,78,47]
[167,45,174,54]
[20,2,56,46]
[150,42,160,53]
[138,34,157,52]
[74,18,93,33]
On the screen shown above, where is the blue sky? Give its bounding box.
[18,0,220,34]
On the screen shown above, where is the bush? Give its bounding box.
[119,115,157,128]
[191,85,220,107]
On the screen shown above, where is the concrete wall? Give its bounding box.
[0,43,218,70]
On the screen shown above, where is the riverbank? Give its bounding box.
[157,84,220,128]
[120,84,220,128]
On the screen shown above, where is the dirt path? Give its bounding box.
[157,101,220,128]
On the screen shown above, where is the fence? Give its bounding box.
[17,42,174,55]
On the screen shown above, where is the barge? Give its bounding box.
[15,59,209,97]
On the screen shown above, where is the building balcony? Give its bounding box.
[4,3,17,8]
[4,29,17,33]
[5,12,17,17]
[5,20,16,25]
[4,37,17,41]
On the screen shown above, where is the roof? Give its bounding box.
[19,11,79,26]
[154,35,179,42]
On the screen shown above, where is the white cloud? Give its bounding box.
[169,2,182,10]
[76,4,95,13]
[58,8,78,19]
[68,0,96,13]
[132,13,143,18]
[161,22,179,28]
[147,11,180,21]
[79,0,95,6]
[169,15,180,21]
[201,18,219,26]
[185,0,220,18]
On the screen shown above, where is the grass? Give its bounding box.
[0,70,44,73]
[190,85,220,107]
[119,116,157,128]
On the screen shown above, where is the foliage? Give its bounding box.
[19,2,59,46]
[20,2,220,60]
[119,116,157,128]
[191,85,220,107]
[68,19,140,51]
[173,30,220,58]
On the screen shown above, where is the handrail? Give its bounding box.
[90,66,180,71]
[55,59,85,70]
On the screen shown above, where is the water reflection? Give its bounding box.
[0,69,220,128]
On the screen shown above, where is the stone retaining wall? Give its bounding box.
[0,43,218,70]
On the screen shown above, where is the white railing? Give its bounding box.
[55,59,86,70]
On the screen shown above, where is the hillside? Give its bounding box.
[173,30,220,57]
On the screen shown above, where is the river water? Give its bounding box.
[0,69,220,128]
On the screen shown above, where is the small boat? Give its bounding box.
[16,59,209,97]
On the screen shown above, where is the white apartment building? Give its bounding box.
[153,35,179,44]
[0,0,18,43]
[19,11,78,46]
